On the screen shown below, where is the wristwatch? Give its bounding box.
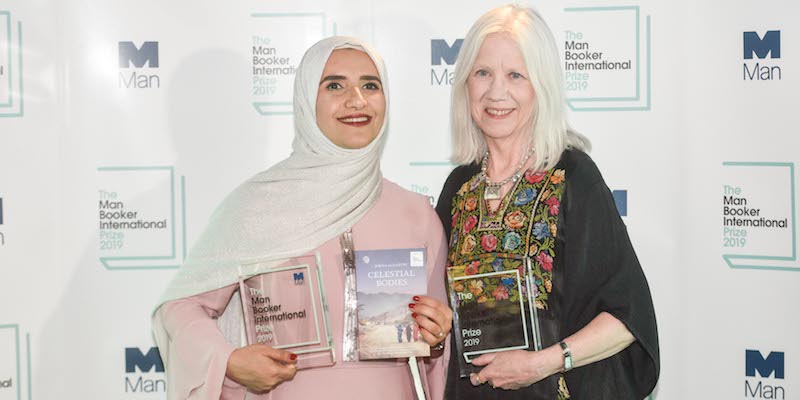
[559,341,573,372]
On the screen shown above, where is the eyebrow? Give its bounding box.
[320,75,382,84]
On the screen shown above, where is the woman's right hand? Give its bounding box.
[225,344,298,393]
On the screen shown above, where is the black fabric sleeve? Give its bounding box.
[435,164,480,240]
[560,179,660,399]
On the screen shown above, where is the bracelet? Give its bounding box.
[559,341,573,372]
[431,341,446,351]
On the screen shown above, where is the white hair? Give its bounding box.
[450,4,590,170]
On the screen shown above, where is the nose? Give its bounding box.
[486,75,508,102]
[345,86,367,109]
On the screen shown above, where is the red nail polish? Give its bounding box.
[290,353,297,361]
[408,303,415,308]
[413,296,420,301]
[412,313,418,318]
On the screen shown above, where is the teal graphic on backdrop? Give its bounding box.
[250,12,329,115]
[96,166,187,271]
[0,10,24,118]
[0,197,4,246]
[563,5,651,112]
[721,162,798,272]
[0,324,32,400]
[407,183,435,206]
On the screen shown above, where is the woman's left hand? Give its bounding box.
[469,347,561,390]
[410,295,452,347]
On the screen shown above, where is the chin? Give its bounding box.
[343,137,377,149]
[479,129,516,140]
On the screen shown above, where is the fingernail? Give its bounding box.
[408,303,415,308]
[412,313,418,318]
[290,353,297,361]
[413,296,420,301]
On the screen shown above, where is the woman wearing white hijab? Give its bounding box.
[152,36,452,399]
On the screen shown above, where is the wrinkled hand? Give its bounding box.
[225,344,297,393]
[410,295,453,347]
[469,347,561,390]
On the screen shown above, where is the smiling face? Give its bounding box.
[467,33,535,144]
[315,49,386,149]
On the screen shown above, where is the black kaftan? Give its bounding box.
[436,149,659,400]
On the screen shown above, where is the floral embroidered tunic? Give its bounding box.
[436,149,659,400]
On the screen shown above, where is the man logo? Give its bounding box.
[294,272,304,285]
[746,349,784,379]
[119,41,160,68]
[431,39,463,66]
[125,347,164,373]
[742,31,781,81]
[118,42,161,88]
[744,31,780,60]
[431,39,463,85]
[612,190,627,217]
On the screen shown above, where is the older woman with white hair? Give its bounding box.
[152,36,452,399]
[436,5,659,399]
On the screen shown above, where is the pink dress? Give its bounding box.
[155,180,450,399]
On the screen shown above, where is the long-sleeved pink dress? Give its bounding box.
[155,180,450,399]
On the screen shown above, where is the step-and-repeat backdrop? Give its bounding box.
[0,0,797,399]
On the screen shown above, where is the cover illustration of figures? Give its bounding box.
[355,248,430,359]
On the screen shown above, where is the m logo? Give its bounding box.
[746,350,784,379]
[125,347,164,373]
[293,272,304,285]
[119,41,160,68]
[431,39,463,66]
[743,31,780,60]
[612,190,627,217]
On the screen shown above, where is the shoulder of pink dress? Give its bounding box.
[381,178,434,209]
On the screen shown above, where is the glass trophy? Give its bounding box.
[447,254,541,377]
[238,253,335,369]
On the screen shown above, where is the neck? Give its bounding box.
[485,134,530,181]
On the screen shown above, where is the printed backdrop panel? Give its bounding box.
[0,0,798,399]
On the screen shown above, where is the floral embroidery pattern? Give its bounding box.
[504,210,526,230]
[481,234,498,252]
[464,215,478,233]
[449,254,524,308]
[514,188,537,206]
[461,234,476,255]
[557,376,571,399]
[465,196,478,211]
[502,232,522,251]
[448,168,566,312]
[448,166,570,399]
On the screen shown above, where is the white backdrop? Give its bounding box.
[0,0,797,399]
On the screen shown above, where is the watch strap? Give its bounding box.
[559,341,573,372]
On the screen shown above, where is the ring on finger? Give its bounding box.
[437,330,444,338]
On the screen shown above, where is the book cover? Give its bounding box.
[355,248,430,359]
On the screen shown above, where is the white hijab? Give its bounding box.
[153,36,389,355]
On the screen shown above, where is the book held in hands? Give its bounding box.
[355,248,430,359]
